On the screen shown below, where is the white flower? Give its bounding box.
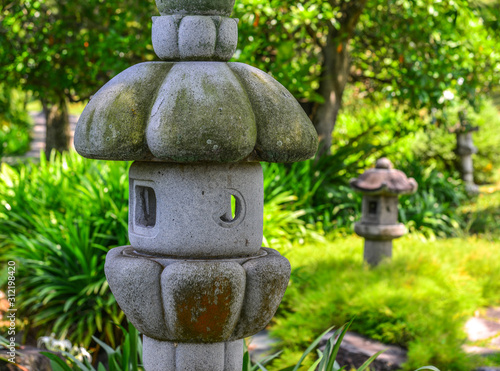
[443,90,455,100]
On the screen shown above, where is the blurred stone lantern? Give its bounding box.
[73,0,318,369]
[350,158,417,266]
[450,111,479,195]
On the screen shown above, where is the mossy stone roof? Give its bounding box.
[75,61,318,163]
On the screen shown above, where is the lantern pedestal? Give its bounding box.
[363,241,392,266]
[143,337,243,371]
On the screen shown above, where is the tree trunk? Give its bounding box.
[313,0,368,157]
[314,29,350,157]
[43,95,71,157]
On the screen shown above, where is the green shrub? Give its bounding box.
[0,151,129,347]
[42,322,143,371]
[0,87,31,158]
[412,99,500,185]
[396,161,467,239]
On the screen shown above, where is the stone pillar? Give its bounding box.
[456,131,479,195]
[350,158,418,266]
[73,0,318,368]
[451,111,479,195]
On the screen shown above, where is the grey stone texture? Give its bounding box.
[360,195,399,225]
[450,113,479,195]
[228,62,318,163]
[230,248,291,340]
[105,245,291,342]
[143,337,243,371]
[161,261,246,342]
[104,246,170,339]
[153,16,237,61]
[351,158,417,266]
[74,62,172,161]
[129,162,263,257]
[456,131,479,194]
[363,240,393,266]
[152,16,180,60]
[74,61,318,163]
[353,223,406,241]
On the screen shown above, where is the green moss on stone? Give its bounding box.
[75,61,317,163]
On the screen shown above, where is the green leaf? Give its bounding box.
[292,326,335,371]
[40,352,73,371]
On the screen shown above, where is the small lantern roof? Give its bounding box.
[350,158,418,196]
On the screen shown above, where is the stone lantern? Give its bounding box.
[450,111,479,195]
[73,0,318,369]
[350,158,417,266]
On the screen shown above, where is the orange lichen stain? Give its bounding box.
[175,276,234,341]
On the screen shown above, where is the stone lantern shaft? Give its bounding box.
[450,111,479,195]
[74,0,318,369]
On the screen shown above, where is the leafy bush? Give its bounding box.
[0,86,31,158]
[0,151,129,347]
[397,161,467,239]
[42,322,143,371]
[244,320,384,371]
[412,99,500,185]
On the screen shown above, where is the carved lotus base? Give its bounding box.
[105,246,290,342]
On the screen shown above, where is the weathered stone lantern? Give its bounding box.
[350,158,417,266]
[73,0,318,369]
[450,111,479,195]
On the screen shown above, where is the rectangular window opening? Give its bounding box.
[135,185,157,228]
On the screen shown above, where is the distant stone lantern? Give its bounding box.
[73,0,318,369]
[450,111,479,195]
[350,158,417,266]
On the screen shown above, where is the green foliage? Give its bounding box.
[0,0,157,104]
[42,322,143,371]
[234,0,500,112]
[412,99,500,185]
[397,162,467,239]
[460,188,500,240]
[0,86,31,157]
[261,104,469,239]
[244,321,385,371]
[270,235,500,370]
[469,101,500,184]
[354,0,499,111]
[0,151,130,347]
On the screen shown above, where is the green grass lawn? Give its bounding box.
[267,232,500,371]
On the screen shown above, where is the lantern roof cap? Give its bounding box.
[350,158,418,196]
[74,62,318,163]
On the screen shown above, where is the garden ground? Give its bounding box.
[263,179,500,371]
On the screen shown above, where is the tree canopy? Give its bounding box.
[0,0,157,103]
[234,0,500,119]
